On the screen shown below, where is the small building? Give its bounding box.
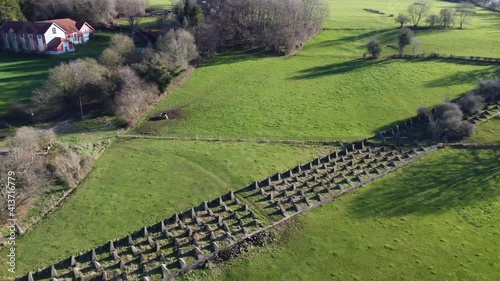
[0,18,94,55]
[41,18,94,44]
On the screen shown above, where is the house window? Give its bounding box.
[84,29,89,34]
[52,27,56,34]
[74,33,78,41]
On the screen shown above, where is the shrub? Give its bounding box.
[457,92,485,115]
[50,144,93,188]
[476,77,500,102]
[32,58,111,120]
[398,28,414,56]
[100,34,137,68]
[366,39,382,58]
[427,102,475,141]
[417,106,432,120]
[113,66,161,126]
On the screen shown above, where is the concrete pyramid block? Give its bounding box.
[70,256,77,267]
[50,265,57,278]
[72,268,80,278]
[160,264,169,278]
[131,245,139,255]
[109,241,115,253]
[91,249,97,262]
[112,251,120,261]
[179,258,187,268]
[93,261,101,270]
[148,237,155,247]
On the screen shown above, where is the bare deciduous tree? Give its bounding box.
[439,8,455,29]
[398,27,414,56]
[156,29,198,70]
[32,58,111,120]
[407,1,432,27]
[426,14,440,28]
[456,2,475,29]
[410,37,421,55]
[113,66,160,125]
[0,127,55,222]
[395,13,410,28]
[115,0,147,37]
[366,39,381,58]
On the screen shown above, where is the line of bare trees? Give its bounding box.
[417,77,500,141]
[192,0,328,54]
[395,1,476,29]
[19,0,147,25]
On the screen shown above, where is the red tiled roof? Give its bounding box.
[0,21,53,35]
[40,18,78,33]
[41,18,94,33]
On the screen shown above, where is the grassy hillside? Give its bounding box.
[0,140,329,277]
[135,0,500,141]
[3,0,499,279]
[469,116,500,145]
[194,148,500,281]
[0,32,112,116]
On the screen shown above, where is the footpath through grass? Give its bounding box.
[194,148,500,281]
[0,139,329,277]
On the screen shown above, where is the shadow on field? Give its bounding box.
[199,49,274,68]
[308,28,398,49]
[426,65,500,88]
[290,58,390,79]
[350,149,500,218]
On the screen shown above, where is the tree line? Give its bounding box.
[395,1,476,30]
[418,77,500,141]
[0,0,148,25]
[31,30,198,125]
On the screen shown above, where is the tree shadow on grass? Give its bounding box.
[198,48,275,68]
[307,28,398,49]
[289,58,390,80]
[350,149,500,218]
[425,65,500,88]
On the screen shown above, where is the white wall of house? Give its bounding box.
[36,34,44,51]
[28,34,35,50]
[2,33,9,49]
[70,32,78,44]
[19,34,27,50]
[43,24,66,46]
[81,25,91,42]
[11,33,18,50]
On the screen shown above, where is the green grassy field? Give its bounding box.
[0,32,113,116]
[0,140,329,277]
[469,116,500,145]
[135,0,500,141]
[2,0,499,280]
[192,148,500,281]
